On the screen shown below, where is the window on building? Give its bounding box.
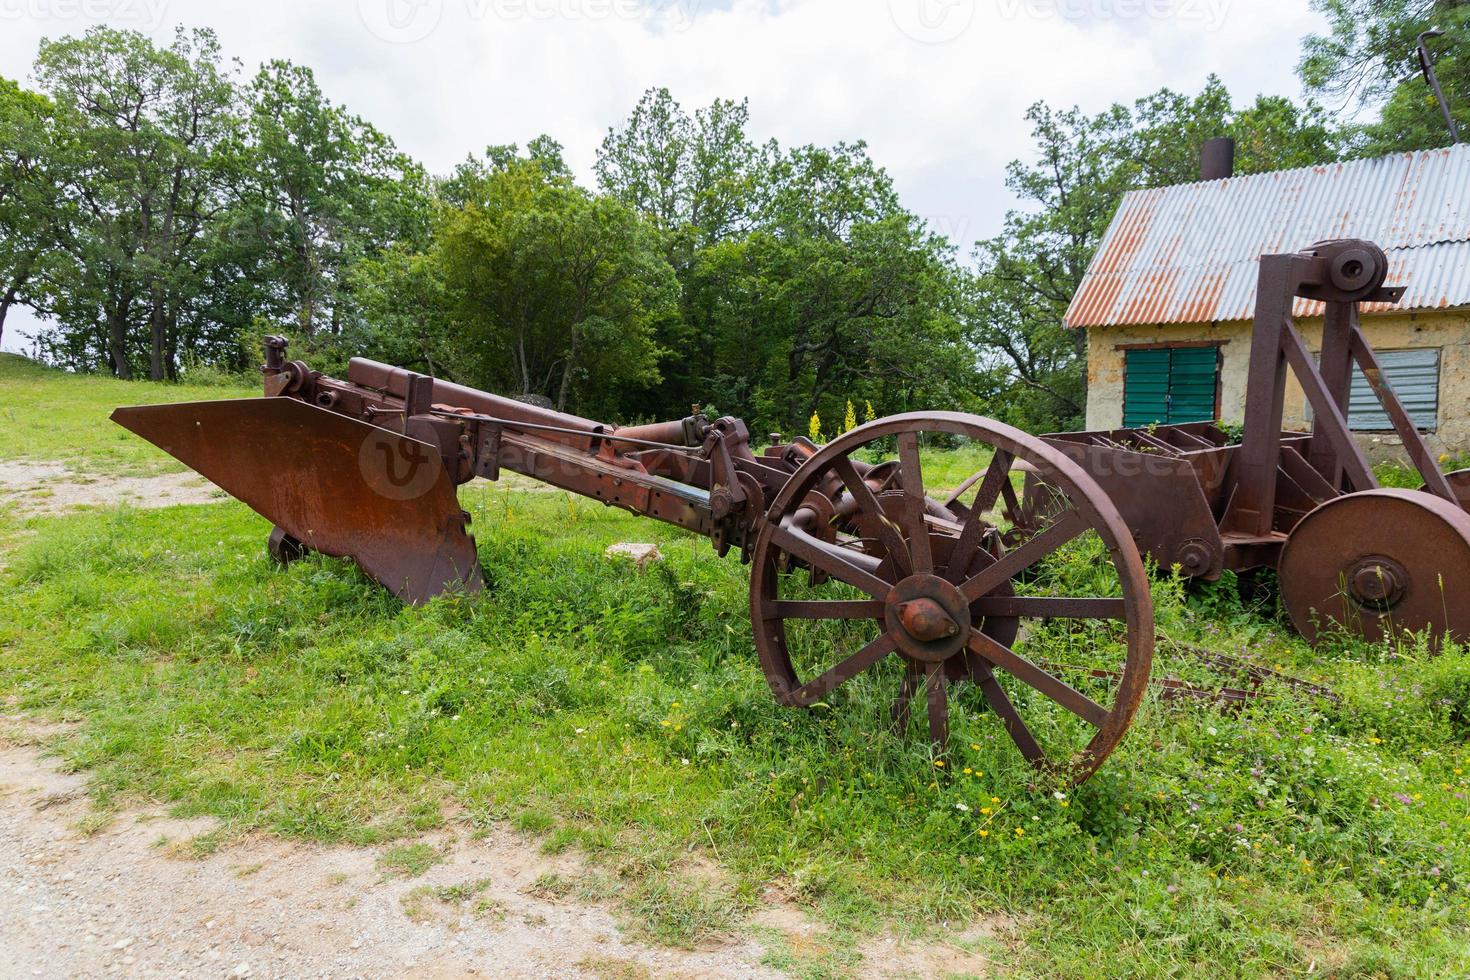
[1122,345,1221,428]
[1346,348,1440,432]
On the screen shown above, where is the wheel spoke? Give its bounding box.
[946,451,1015,583]
[770,522,892,600]
[970,596,1127,620]
[832,456,911,576]
[896,431,934,575]
[967,633,1108,728]
[768,599,888,620]
[791,631,899,704]
[924,661,949,747]
[891,659,923,730]
[958,508,1087,603]
[969,659,1046,763]
[955,450,1016,517]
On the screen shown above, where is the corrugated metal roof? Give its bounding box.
[1065,144,1470,328]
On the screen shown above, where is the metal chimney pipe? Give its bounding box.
[1200,137,1235,181]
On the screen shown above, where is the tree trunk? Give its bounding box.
[149,281,167,380]
[106,288,134,380]
[0,282,19,349]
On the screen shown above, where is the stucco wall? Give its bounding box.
[1083,308,1470,459]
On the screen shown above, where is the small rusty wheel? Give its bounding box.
[749,412,1154,784]
[1280,489,1470,649]
[268,525,311,565]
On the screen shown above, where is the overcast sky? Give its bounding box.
[0,0,1328,354]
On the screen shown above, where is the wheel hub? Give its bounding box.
[885,575,971,662]
[1346,555,1408,610]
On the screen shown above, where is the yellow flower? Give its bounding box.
[979,829,989,838]
[963,768,973,775]
[934,760,945,768]
[991,797,1000,804]
[660,720,671,727]
[970,743,980,751]
[980,807,992,815]
[1015,827,1025,837]
[1059,800,1070,808]
[1369,736,1382,744]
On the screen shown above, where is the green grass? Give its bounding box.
[2,356,1470,976]
[0,352,256,477]
[377,841,446,877]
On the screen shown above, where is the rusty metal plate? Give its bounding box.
[112,398,482,604]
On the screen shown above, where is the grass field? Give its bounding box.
[3,353,1470,977]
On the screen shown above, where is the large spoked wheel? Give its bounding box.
[749,411,1154,784]
[1280,488,1470,650]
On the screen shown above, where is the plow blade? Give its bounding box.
[111,398,483,603]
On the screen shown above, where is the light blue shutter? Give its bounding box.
[1347,348,1440,432]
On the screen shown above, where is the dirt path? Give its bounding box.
[0,730,786,979]
[0,725,1000,979]
[0,461,570,519]
[0,461,222,516]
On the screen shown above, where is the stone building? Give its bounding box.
[1066,143,1470,459]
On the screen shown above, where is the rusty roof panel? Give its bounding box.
[1066,144,1470,327]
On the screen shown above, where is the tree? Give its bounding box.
[237,60,429,345]
[970,77,1342,431]
[1299,0,1469,154]
[0,77,62,347]
[718,142,973,426]
[32,27,239,379]
[434,152,676,417]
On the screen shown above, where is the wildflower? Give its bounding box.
[955,802,970,812]
[681,758,690,766]
[808,413,823,443]
[991,797,1000,804]
[981,807,992,815]
[1369,737,1383,744]
[963,768,973,775]
[844,400,857,433]
[1015,827,1024,837]
[971,743,980,751]
[660,720,671,728]
[979,829,989,838]
[934,760,945,768]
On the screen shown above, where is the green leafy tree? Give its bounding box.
[1300,0,1469,154]
[32,27,239,379]
[237,60,429,345]
[0,77,64,347]
[434,151,676,417]
[971,77,1342,431]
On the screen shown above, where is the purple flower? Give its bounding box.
[1395,793,1413,805]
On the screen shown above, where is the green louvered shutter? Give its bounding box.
[1123,346,1219,427]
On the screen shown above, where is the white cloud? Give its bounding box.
[0,0,1325,353]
